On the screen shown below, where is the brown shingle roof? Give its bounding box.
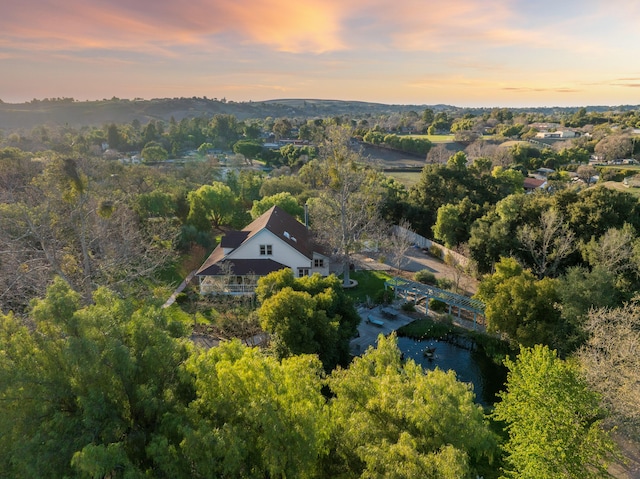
[221,231,249,248]
[198,258,287,276]
[523,177,546,190]
[242,205,313,259]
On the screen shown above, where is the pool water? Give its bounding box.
[396,336,507,407]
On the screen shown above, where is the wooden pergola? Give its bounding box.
[385,277,485,328]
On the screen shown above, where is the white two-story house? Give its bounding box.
[196,205,330,295]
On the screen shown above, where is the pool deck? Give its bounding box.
[350,303,486,357]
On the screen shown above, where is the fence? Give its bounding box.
[393,225,470,268]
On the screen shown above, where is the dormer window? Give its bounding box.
[260,244,272,256]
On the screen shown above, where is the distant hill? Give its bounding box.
[0,98,432,130]
[0,97,638,130]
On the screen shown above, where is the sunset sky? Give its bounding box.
[2,0,639,107]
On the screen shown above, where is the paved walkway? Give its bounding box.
[349,301,486,357]
[162,269,197,308]
[350,304,416,355]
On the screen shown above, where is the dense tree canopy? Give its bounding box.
[0,156,178,310]
[0,278,193,478]
[327,334,497,478]
[494,345,618,479]
[256,269,359,371]
[474,257,562,348]
[5,105,640,476]
[183,341,329,479]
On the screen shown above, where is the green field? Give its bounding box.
[389,171,422,187]
[406,134,456,143]
[598,164,640,171]
[406,134,499,143]
[602,180,640,198]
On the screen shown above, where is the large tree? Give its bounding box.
[0,157,178,309]
[474,257,562,348]
[493,345,619,479]
[594,134,633,162]
[186,181,236,231]
[232,139,263,163]
[308,126,385,287]
[578,304,640,438]
[183,341,329,479]
[516,208,575,278]
[433,197,483,248]
[0,278,193,478]
[326,334,497,478]
[250,191,304,220]
[256,269,360,371]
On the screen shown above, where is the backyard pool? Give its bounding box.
[396,336,507,407]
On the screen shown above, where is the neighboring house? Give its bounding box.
[196,205,330,295]
[523,177,547,192]
[535,130,578,139]
[536,167,555,177]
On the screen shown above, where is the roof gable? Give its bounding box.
[243,206,312,259]
[523,177,546,189]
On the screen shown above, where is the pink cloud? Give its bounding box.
[335,0,521,51]
[1,0,345,55]
[0,0,568,57]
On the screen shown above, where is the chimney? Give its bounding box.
[304,203,309,229]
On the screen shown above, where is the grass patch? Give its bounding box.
[405,134,456,143]
[156,260,185,286]
[599,164,640,171]
[388,171,422,187]
[602,181,640,198]
[397,316,457,339]
[498,140,529,148]
[341,270,394,304]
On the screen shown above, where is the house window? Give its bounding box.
[314,259,324,268]
[297,268,310,278]
[260,244,272,256]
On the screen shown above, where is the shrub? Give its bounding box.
[599,169,623,182]
[429,298,447,312]
[414,270,437,285]
[443,252,455,266]
[401,302,416,312]
[175,292,189,304]
[429,244,442,258]
[373,289,393,305]
[436,278,453,290]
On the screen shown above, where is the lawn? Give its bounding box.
[599,164,640,171]
[602,181,640,198]
[342,270,394,305]
[389,171,422,187]
[406,134,456,143]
